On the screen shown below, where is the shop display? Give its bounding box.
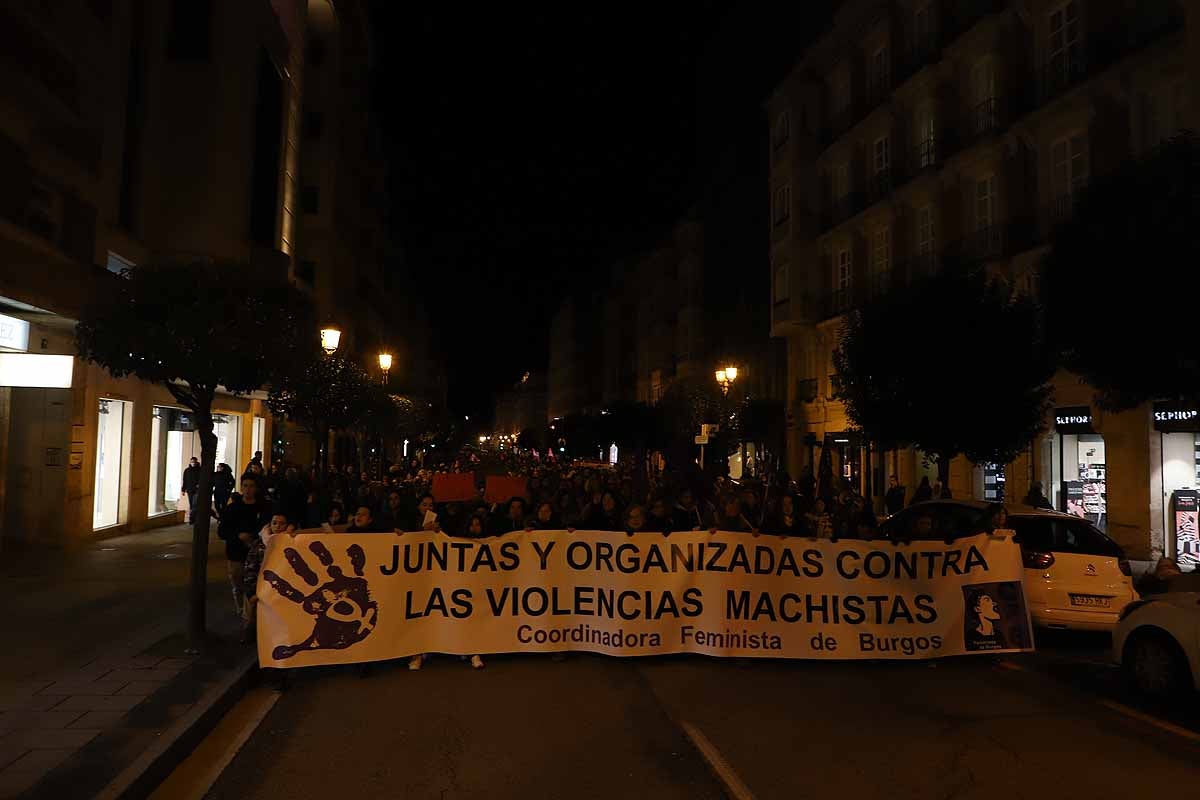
[1173,489,1199,569]
[983,463,1005,502]
[1064,481,1085,518]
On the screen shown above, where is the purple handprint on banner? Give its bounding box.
[262,540,378,660]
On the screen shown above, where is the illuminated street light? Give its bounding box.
[715,365,739,395]
[320,325,342,355]
[377,351,392,383]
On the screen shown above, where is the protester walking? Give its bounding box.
[217,475,271,620]
[213,463,236,516]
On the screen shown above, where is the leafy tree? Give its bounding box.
[656,377,741,474]
[268,354,374,470]
[1042,131,1200,410]
[833,269,1053,484]
[75,263,313,643]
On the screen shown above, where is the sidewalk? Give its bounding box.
[0,526,258,799]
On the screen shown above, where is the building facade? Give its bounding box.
[768,0,1197,560]
[547,208,787,472]
[493,371,548,438]
[0,0,425,551]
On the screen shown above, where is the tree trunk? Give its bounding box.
[190,404,218,648]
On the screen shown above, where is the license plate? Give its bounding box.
[1069,594,1111,608]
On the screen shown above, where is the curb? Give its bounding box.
[92,653,258,800]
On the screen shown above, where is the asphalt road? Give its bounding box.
[205,649,1200,800]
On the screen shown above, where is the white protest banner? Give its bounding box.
[256,530,1033,668]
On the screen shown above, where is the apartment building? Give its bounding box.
[547,207,786,472]
[768,0,1197,560]
[0,1,424,550]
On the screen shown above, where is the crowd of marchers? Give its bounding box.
[183,448,1070,664]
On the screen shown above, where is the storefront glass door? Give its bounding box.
[93,398,129,529]
[1058,433,1106,533]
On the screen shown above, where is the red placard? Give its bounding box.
[432,472,478,502]
[485,475,529,504]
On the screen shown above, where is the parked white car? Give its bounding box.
[1113,589,1200,695]
[879,501,1137,631]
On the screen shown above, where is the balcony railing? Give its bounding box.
[913,137,940,172]
[796,378,818,403]
[966,97,1000,141]
[1038,51,1089,105]
[1036,12,1183,108]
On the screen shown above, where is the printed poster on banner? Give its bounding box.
[256,530,1033,668]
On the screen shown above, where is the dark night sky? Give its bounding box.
[369,3,834,419]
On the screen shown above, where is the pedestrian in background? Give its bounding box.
[181,457,201,522]
[213,463,236,516]
[885,475,906,516]
[911,476,933,505]
[1023,481,1053,510]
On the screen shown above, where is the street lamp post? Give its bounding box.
[714,365,738,395]
[320,325,342,355]
[376,352,393,479]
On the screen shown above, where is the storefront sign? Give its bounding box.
[1153,401,1200,432]
[1054,406,1094,433]
[0,353,73,388]
[256,530,1033,668]
[0,313,30,352]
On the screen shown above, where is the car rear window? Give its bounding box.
[1009,518,1054,551]
[1055,520,1122,557]
[1009,516,1122,557]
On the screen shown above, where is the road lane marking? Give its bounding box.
[997,659,1200,744]
[679,720,758,800]
[1097,700,1200,745]
[148,687,280,800]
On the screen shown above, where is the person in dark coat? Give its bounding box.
[711,495,754,533]
[581,491,624,531]
[346,504,392,533]
[181,457,202,522]
[377,489,409,532]
[671,488,706,532]
[212,463,236,516]
[910,476,933,505]
[646,498,673,534]
[217,476,271,618]
[1023,481,1054,510]
[492,497,528,534]
[884,475,906,516]
[764,494,809,536]
[524,500,561,531]
[276,467,308,527]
